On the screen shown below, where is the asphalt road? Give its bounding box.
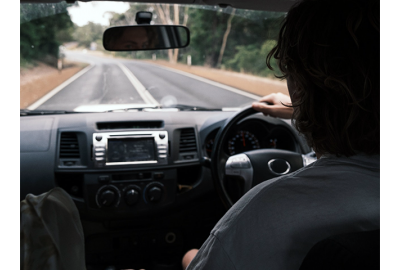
[35,50,258,111]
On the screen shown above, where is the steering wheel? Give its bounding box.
[210,106,311,209]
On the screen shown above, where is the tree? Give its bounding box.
[73,22,105,48]
[20,3,74,66]
[217,9,236,68]
[225,40,282,77]
[153,4,189,63]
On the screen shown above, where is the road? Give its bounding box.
[33,50,259,111]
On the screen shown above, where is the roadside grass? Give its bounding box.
[20,58,37,70]
[20,60,88,109]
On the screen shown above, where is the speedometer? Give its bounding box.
[227,130,260,155]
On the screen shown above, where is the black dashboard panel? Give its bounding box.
[20,111,310,214]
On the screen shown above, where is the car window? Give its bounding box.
[20,2,287,112]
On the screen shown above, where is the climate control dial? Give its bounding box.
[95,185,121,208]
[123,185,141,206]
[144,182,164,204]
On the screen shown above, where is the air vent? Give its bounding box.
[179,128,197,153]
[59,133,80,158]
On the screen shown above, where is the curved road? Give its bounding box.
[33,50,259,111]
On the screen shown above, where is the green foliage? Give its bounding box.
[20,2,75,24]
[225,40,282,77]
[20,4,74,66]
[184,9,229,67]
[73,22,105,48]
[181,7,284,74]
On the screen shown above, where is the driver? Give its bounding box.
[182,0,379,269]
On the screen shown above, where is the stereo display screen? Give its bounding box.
[107,138,156,162]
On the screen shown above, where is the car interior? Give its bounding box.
[19,0,380,269]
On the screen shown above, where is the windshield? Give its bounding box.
[20,2,288,112]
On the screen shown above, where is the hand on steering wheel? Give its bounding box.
[252,93,293,119]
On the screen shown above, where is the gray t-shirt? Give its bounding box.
[187,154,380,270]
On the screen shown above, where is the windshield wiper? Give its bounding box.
[105,104,221,112]
[166,104,221,111]
[20,109,81,116]
[21,104,222,115]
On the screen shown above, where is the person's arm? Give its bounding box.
[182,234,237,270]
[182,249,198,270]
[251,93,293,119]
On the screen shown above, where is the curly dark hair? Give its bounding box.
[267,0,380,157]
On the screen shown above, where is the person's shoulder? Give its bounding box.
[211,154,379,236]
[211,162,317,234]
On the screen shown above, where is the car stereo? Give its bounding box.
[92,131,168,168]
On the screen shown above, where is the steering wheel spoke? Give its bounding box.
[225,154,254,194]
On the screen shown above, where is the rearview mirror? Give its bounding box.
[103,25,190,51]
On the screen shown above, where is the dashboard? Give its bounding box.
[21,111,309,215]
[20,110,310,268]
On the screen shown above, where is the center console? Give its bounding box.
[84,169,177,218]
[55,124,201,221]
[75,130,177,218]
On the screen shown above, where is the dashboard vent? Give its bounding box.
[59,133,80,159]
[179,128,197,153]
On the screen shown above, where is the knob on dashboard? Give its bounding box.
[144,182,164,204]
[96,185,120,208]
[125,189,140,206]
[148,187,162,202]
[99,190,116,207]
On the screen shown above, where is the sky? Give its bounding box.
[67,2,130,26]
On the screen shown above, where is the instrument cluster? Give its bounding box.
[204,119,297,157]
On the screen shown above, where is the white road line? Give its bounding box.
[142,62,262,100]
[27,64,95,110]
[117,62,160,105]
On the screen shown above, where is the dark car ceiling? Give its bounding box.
[19,0,297,12]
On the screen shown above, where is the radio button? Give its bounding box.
[95,135,103,141]
[95,144,106,148]
[159,134,166,139]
